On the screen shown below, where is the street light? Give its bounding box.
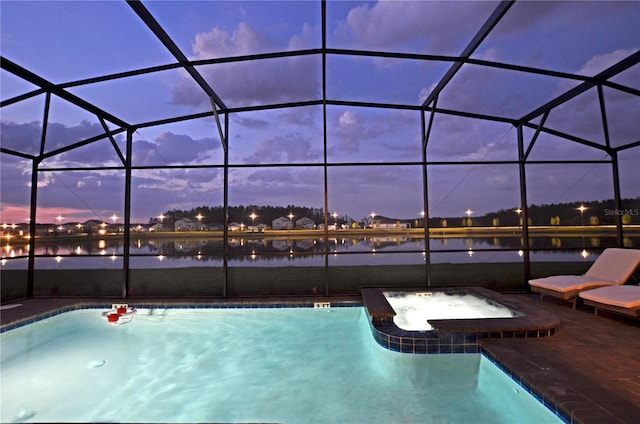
[56,214,64,232]
[196,213,204,231]
[464,209,473,227]
[249,212,257,231]
[515,208,522,227]
[111,214,119,234]
[576,204,588,253]
[577,205,587,226]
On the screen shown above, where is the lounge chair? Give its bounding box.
[528,248,640,308]
[579,285,640,318]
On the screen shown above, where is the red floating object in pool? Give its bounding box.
[102,305,136,325]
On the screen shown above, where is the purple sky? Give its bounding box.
[1,1,639,224]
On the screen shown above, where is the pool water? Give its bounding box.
[0,307,562,423]
[385,292,517,331]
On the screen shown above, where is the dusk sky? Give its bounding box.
[1,1,639,225]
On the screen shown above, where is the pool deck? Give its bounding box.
[1,293,639,424]
[480,294,640,424]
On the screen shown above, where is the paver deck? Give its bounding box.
[481,294,640,424]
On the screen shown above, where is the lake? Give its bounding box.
[2,232,636,270]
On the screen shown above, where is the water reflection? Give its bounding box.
[1,234,637,269]
[4,234,633,255]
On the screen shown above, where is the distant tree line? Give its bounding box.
[150,197,639,228]
[430,198,640,227]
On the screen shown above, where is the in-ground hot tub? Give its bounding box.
[361,287,560,354]
[384,290,518,332]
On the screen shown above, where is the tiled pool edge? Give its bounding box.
[361,287,568,423]
[0,299,363,333]
[362,286,561,354]
[366,315,559,355]
[364,323,570,423]
[481,351,571,424]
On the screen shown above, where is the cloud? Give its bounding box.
[132,168,224,216]
[279,107,318,128]
[229,167,324,208]
[332,110,367,153]
[0,120,126,166]
[44,120,105,151]
[288,22,317,50]
[0,204,30,223]
[1,125,220,169]
[328,108,422,161]
[335,1,497,53]
[0,155,32,220]
[0,122,225,221]
[232,108,318,137]
[170,22,320,108]
[0,121,42,154]
[233,116,271,130]
[328,165,423,219]
[544,49,640,146]
[576,48,638,76]
[419,82,438,104]
[488,1,564,37]
[427,113,515,161]
[241,133,321,163]
[133,131,221,166]
[192,22,281,58]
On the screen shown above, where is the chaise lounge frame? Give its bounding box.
[528,248,640,309]
[579,285,640,318]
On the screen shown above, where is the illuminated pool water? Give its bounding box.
[0,307,563,423]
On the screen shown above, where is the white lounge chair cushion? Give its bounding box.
[528,275,615,293]
[579,285,640,309]
[584,248,640,283]
[529,248,640,295]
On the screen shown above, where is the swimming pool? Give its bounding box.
[1,306,564,423]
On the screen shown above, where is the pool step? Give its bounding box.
[361,288,396,319]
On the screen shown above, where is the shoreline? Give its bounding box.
[1,261,593,300]
[5,224,640,246]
